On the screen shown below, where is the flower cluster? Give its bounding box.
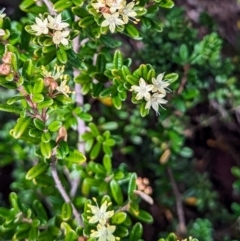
[130,73,171,115]
[91,0,138,33]
[87,198,118,241]
[31,13,70,46]
[41,65,73,97]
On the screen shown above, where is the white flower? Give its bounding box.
[47,13,69,31]
[0,29,5,36]
[42,65,65,80]
[119,2,138,24]
[92,0,107,10]
[106,0,124,13]
[31,16,49,36]
[152,73,171,94]
[52,30,70,46]
[90,223,117,241]
[88,200,114,225]
[130,78,153,100]
[145,93,168,115]
[56,79,72,97]
[101,12,125,33]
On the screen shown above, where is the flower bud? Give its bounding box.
[0,63,11,75]
[49,80,58,91]
[2,52,12,64]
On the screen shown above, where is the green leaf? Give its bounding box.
[0,207,10,218]
[110,180,123,205]
[112,212,127,224]
[104,138,115,146]
[89,122,99,137]
[11,117,32,139]
[113,50,123,69]
[179,44,189,63]
[40,141,52,159]
[78,112,93,122]
[96,54,106,72]
[128,172,137,196]
[90,142,101,160]
[33,79,44,94]
[100,121,118,130]
[34,174,54,187]
[125,24,141,39]
[37,97,54,109]
[61,202,72,221]
[112,96,122,109]
[32,94,44,103]
[72,7,89,17]
[158,0,174,8]
[100,35,122,48]
[48,121,62,132]
[129,209,153,223]
[19,0,35,10]
[130,222,143,241]
[53,0,72,11]
[9,192,20,211]
[66,149,86,164]
[56,141,69,159]
[34,118,45,131]
[22,59,33,79]
[126,75,139,85]
[0,103,21,114]
[164,73,179,83]
[41,131,51,143]
[57,48,68,64]
[26,162,49,180]
[7,96,25,105]
[67,49,85,70]
[29,227,38,241]
[37,52,56,66]
[78,16,95,28]
[72,0,84,6]
[103,154,112,173]
[139,102,149,117]
[33,200,48,221]
[99,86,117,98]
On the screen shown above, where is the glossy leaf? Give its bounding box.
[26,162,49,180]
[11,117,32,139]
[110,180,123,205]
[61,202,72,221]
[130,222,143,241]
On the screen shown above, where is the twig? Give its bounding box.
[167,167,186,236]
[42,0,55,15]
[70,17,86,198]
[51,157,83,226]
[177,64,190,95]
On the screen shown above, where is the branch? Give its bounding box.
[42,0,55,15]
[69,18,86,197]
[177,64,190,95]
[51,157,83,227]
[167,167,186,236]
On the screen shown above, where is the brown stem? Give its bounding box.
[42,0,55,15]
[50,156,83,226]
[167,167,186,236]
[177,64,190,95]
[69,17,86,198]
